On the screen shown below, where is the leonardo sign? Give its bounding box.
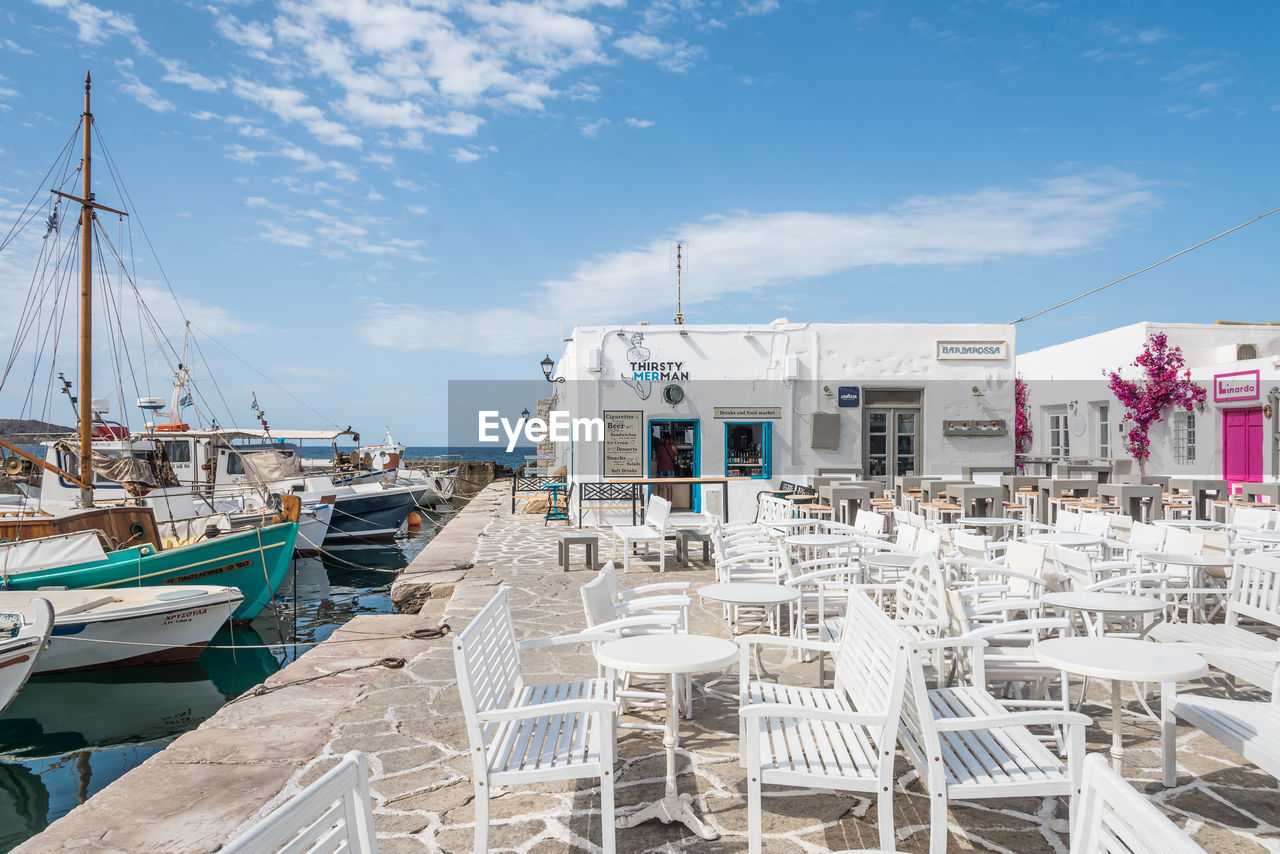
[936,340,1008,360]
[1214,370,1261,403]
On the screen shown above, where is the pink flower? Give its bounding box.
[1106,333,1206,463]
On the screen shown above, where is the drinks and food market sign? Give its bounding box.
[713,407,782,420]
[936,340,1008,360]
[1214,370,1261,403]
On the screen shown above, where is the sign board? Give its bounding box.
[1214,369,1261,403]
[936,340,1008,360]
[837,386,861,408]
[714,407,782,420]
[602,410,644,477]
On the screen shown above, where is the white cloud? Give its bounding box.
[159,58,225,93]
[360,171,1160,353]
[232,78,363,148]
[405,204,429,214]
[31,0,140,45]
[580,117,609,137]
[2,39,35,55]
[450,147,482,162]
[119,71,174,112]
[625,117,654,128]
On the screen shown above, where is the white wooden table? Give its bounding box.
[595,634,738,838]
[1034,637,1207,772]
[699,582,799,633]
[1042,591,1166,638]
[860,551,916,582]
[1029,532,1106,549]
[1236,529,1280,545]
[958,516,1021,540]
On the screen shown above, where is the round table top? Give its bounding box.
[958,517,1020,527]
[765,518,820,530]
[1236,529,1280,543]
[698,582,801,606]
[1042,591,1166,615]
[861,551,918,569]
[1154,518,1222,529]
[1034,637,1207,682]
[784,533,857,547]
[1138,551,1233,567]
[596,634,738,675]
[1028,532,1104,547]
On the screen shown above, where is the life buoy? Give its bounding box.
[155,423,189,432]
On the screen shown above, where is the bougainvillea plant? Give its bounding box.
[1014,377,1033,473]
[1105,333,1207,473]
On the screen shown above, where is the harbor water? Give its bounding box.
[0,511,446,853]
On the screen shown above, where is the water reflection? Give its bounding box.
[0,523,436,852]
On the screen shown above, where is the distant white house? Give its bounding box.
[1018,322,1280,482]
[547,319,1016,522]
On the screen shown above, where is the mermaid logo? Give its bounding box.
[621,333,653,400]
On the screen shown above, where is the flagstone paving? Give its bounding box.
[15,482,1280,853]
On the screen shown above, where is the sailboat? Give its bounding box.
[0,75,297,620]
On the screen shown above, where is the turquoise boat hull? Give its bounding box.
[0,523,298,621]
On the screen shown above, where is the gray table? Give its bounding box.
[921,480,955,503]
[1099,482,1163,522]
[674,529,712,566]
[1060,462,1113,483]
[1167,477,1229,520]
[1243,483,1280,505]
[1000,475,1042,504]
[946,483,1004,517]
[557,531,598,570]
[821,485,875,524]
[1037,478,1100,524]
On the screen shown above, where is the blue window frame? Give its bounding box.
[725,422,771,480]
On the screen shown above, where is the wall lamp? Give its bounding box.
[521,408,530,421]
[541,354,565,383]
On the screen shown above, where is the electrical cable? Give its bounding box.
[1012,206,1280,324]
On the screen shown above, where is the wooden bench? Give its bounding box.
[738,590,913,854]
[1150,551,1280,691]
[1161,646,1280,787]
[220,751,379,854]
[898,634,1089,853]
[1074,753,1205,852]
[453,589,618,853]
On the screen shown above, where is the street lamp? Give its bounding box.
[521,408,530,421]
[541,354,564,383]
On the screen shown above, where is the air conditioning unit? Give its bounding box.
[586,347,603,374]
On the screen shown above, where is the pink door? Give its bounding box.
[1222,407,1264,483]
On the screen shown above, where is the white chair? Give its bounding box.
[612,493,673,572]
[1230,505,1276,530]
[453,589,617,854]
[739,590,913,854]
[220,751,379,854]
[898,634,1088,854]
[1074,753,1205,852]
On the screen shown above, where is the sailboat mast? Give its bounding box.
[78,72,93,507]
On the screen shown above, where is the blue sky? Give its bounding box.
[0,0,1276,443]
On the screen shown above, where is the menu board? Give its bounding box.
[603,410,644,478]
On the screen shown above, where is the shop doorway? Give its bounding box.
[1223,407,1263,483]
[650,419,700,512]
[865,405,921,491]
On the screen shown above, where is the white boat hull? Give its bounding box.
[0,600,53,715]
[0,587,242,675]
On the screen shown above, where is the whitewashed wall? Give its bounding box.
[551,320,1016,523]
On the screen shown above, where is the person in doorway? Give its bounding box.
[655,434,678,500]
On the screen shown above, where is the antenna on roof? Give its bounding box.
[673,240,686,325]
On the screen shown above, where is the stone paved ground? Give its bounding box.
[17,483,1280,853]
[378,501,1280,854]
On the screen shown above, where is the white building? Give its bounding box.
[547,320,1017,522]
[1018,322,1280,481]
